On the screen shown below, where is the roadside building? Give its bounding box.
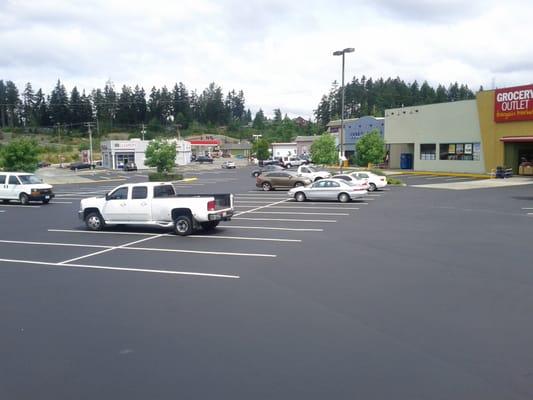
[220,142,252,158]
[189,139,220,157]
[327,116,385,159]
[295,136,319,156]
[271,142,297,158]
[100,139,191,169]
[385,84,533,175]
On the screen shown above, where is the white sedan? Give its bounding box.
[349,171,388,191]
[221,161,236,169]
[332,174,369,190]
[287,179,367,203]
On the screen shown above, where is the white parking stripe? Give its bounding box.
[187,235,301,243]
[234,199,289,216]
[0,258,239,279]
[49,229,160,236]
[248,211,349,216]
[444,178,470,181]
[59,234,165,264]
[521,208,533,210]
[0,210,5,213]
[51,201,73,204]
[0,204,41,208]
[224,226,323,232]
[3,237,276,258]
[235,200,281,204]
[233,217,336,223]
[260,206,360,210]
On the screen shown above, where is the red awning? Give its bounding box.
[189,140,220,145]
[500,136,533,143]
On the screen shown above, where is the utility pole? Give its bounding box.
[84,122,95,165]
[56,123,63,168]
[141,123,146,140]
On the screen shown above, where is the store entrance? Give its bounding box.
[505,142,533,174]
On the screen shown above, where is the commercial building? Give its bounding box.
[100,139,191,170]
[327,116,385,159]
[295,136,319,156]
[385,84,533,175]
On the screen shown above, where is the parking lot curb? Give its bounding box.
[386,171,490,179]
[181,178,198,182]
[52,178,128,186]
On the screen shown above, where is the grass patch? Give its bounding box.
[386,177,404,185]
[148,172,184,182]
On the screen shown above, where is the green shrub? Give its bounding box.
[148,172,184,182]
[386,177,404,185]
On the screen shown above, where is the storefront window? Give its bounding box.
[439,143,480,160]
[420,144,436,160]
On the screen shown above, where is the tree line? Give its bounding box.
[315,76,479,129]
[0,79,252,132]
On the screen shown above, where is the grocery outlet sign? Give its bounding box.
[494,84,533,122]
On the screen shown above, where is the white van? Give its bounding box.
[0,172,55,204]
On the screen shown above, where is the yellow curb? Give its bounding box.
[181,177,198,182]
[389,171,490,179]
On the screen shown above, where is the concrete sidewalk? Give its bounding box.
[411,176,533,190]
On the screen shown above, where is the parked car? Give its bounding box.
[332,174,369,190]
[123,162,138,172]
[281,155,305,168]
[0,172,55,204]
[251,164,284,177]
[259,158,284,167]
[79,182,234,236]
[222,161,236,169]
[349,171,388,191]
[37,161,51,168]
[69,162,95,171]
[195,155,214,164]
[296,165,331,181]
[287,178,367,203]
[256,171,312,191]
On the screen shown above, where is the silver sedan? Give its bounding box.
[287,179,368,203]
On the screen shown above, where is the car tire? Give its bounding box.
[295,192,306,202]
[286,164,291,169]
[19,193,29,205]
[174,215,193,236]
[262,182,272,191]
[200,221,220,231]
[42,199,50,204]
[338,193,350,203]
[294,181,304,187]
[368,183,377,192]
[85,212,105,231]
[252,171,260,177]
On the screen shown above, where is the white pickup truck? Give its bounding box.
[296,165,332,182]
[79,182,234,235]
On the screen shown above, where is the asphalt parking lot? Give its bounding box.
[1,167,532,399]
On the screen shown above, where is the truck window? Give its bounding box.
[8,176,20,185]
[0,175,5,184]
[108,187,128,200]
[153,185,175,198]
[132,186,148,199]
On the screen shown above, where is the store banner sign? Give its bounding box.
[494,84,533,122]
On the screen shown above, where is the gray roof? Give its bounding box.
[295,136,320,142]
[221,142,252,150]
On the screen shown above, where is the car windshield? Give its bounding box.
[18,175,42,184]
[306,167,317,172]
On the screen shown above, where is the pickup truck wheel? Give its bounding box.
[262,182,272,191]
[200,221,220,231]
[85,212,104,231]
[19,193,29,205]
[368,183,377,192]
[2,199,9,204]
[338,193,350,203]
[174,215,193,236]
[295,192,306,202]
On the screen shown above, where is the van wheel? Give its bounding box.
[174,215,193,236]
[85,212,105,231]
[201,221,220,231]
[338,193,350,203]
[19,193,29,205]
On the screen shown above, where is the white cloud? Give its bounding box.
[0,0,532,118]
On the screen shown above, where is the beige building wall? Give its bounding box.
[385,100,485,173]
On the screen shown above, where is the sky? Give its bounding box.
[0,0,532,119]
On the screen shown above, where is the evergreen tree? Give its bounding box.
[133,86,147,123]
[0,80,6,127]
[49,79,70,125]
[252,109,265,130]
[5,80,21,127]
[34,89,51,126]
[22,82,36,127]
[116,85,134,124]
[69,86,83,125]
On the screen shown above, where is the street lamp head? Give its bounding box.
[333,50,343,56]
[343,47,355,53]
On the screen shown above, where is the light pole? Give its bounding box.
[333,47,354,173]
